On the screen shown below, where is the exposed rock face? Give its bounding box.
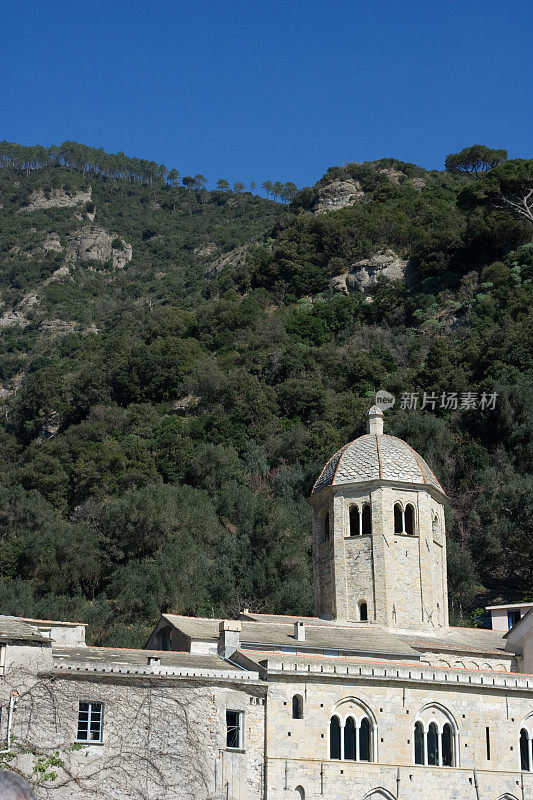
[329,249,410,294]
[194,242,217,256]
[206,244,248,276]
[0,310,29,329]
[67,226,132,268]
[21,188,92,212]
[312,179,364,214]
[42,234,63,252]
[378,167,404,184]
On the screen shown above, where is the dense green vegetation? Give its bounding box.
[0,142,531,646]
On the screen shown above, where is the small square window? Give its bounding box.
[77,701,103,742]
[226,710,243,750]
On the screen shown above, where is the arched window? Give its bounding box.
[292,694,303,720]
[344,717,356,760]
[442,723,453,766]
[427,722,438,765]
[361,504,372,536]
[329,706,375,762]
[324,512,330,543]
[414,704,458,767]
[520,727,531,771]
[359,717,371,761]
[414,721,424,765]
[349,506,360,536]
[394,503,403,533]
[432,513,439,539]
[295,787,305,800]
[329,716,341,759]
[405,504,414,535]
[359,601,368,622]
[394,502,416,534]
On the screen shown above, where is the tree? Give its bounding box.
[250,181,256,193]
[458,159,533,223]
[182,176,195,188]
[167,168,179,186]
[261,180,273,198]
[193,174,207,190]
[216,178,229,191]
[234,181,245,193]
[281,181,298,203]
[272,181,283,201]
[445,145,507,177]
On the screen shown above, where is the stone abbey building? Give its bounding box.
[1,407,532,799]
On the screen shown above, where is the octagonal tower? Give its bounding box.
[309,406,448,632]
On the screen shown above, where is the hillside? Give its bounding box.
[0,143,531,646]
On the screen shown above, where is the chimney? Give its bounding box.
[294,621,305,642]
[218,620,241,659]
[366,405,384,435]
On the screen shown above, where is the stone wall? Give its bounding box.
[3,665,266,800]
[264,677,533,799]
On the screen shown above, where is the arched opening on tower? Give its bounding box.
[359,601,368,622]
[349,506,360,536]
[405,504,414,535]
[361,504,372,536]
[324,512,330,543]
[394,503,403,533]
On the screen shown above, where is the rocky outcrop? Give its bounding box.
[329,249,410,294]
[312,179,364,214]
[0,309,29,328]
[20,187,92,212]
[42,234,63,252]
[206,244,248,276]
[67,226,132,268]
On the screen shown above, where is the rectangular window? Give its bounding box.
[77,702,103,742]
[507,610,521,629]
[226,710,243,750]
[485,726,491,760]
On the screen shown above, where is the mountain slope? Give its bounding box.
[0,145,531,645]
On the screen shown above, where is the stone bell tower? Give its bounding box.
[309,406,449,632]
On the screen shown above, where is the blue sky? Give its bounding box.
[2,0,531,189]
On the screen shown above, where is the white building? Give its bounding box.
[1,407,532,799]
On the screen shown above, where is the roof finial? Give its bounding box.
[366,405,384,435]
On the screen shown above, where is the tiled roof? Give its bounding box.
[403,627,513,656]
[161,614,419,659]
[312,434,443,495]
[53,646,239,671]
[0,615,49,642]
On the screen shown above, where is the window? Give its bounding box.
[77,702,103,742]
[226,710,243,749]
[413,705,457,767]
[359,601,368,622]
[520,726,532,771]
[295,787,305,799]
[394,503,403,533]
[508,610,521,630]
[344,717,356,760]
[349,506,360,536]
[404,504,414,535]
[414,721,424,765]
[292,694,303,719]
[394,502,415,535]
[361,504,372,536]
[329,715,341,759]
[329,713,374,761]
[324,512,330,543]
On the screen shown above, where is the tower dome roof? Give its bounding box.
[312,409,444,496]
